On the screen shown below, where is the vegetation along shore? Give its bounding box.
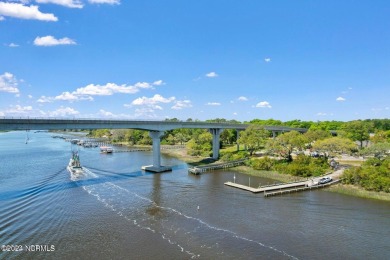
[86,118,390,201]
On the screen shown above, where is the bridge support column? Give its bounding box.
[272,131,277,139]
[210,128,222,160]
[236,129,241,151]
[142,131,172,173]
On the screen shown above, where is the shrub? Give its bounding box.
[342,156,390,193]
[250,157,275,171]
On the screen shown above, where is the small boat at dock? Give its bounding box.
[100,146,113,153]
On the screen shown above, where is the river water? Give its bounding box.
[0,131,389,259]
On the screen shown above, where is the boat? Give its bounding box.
[67,151,84,178]
[100,146,113,153]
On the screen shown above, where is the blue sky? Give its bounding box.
[1,0,389,122]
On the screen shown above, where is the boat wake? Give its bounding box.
[79,168,298,259]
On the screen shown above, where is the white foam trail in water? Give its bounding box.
[80,168,298,259]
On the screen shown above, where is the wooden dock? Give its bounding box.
[188,159,247,175]
[263,180,340,197]
[113,148,151,153]
[224,180,308,193]
[224,178,340,196]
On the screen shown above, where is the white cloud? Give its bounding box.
[8,43,19,47]
[98,109,115,117]
[95,109,134,119]
[171,100,192,110]
[233,112,238,115]
[34,35,76,46]
[88,0,120,4]
[0,2,58,21]
[238,96,248,101]
[205,72,218,78]
[75,84,122,95]
[206,102,221,106]
[55,91,93,101]
[152,80,164,86]
[28,94,33,98]
[264,58,271,63]
[0,72,20,93]
[134,80,155,89]
[47,107,80,117]
[133,107,158,119]
[130,94,175,110]
[75,82,154,96]
[37,95,54,103]
[39,80,160,102]
[3,105,32,114]
[36,0,83,8]
[336,97,346,101]
[256,101,272,108]
[316,112,327,116]
[15,105,32,111]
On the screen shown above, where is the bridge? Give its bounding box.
[0,118,307,172]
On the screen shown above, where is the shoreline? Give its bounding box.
[161,147,390,201]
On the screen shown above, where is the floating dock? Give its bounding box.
[263,180,340,197]
[188,159,247,175]
[224,179,308,193]
[224,178,340,197]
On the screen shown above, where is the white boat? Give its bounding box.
[100,146,113,153]
[67,151,83,178]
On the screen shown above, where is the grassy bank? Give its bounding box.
[231,166,307,183]
[160,147,203,164]
[328,184,390,201]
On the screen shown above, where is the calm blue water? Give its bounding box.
[1,131,389,259]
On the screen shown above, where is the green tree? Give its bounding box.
[220,129,237,145]
[250,118,283,126]
[342,120,373,149]
[312,137,357,158]
[238,125,270,156]
[266,131,308,161]
[309,120,344,131]
[175,132,189,145]
[186,130,212,156]
[342,156,390,192]
[304,129,331,143]
[360,142,390,159]
[370,130,390,144]
[111,129,127,142]
[139,131,152,145]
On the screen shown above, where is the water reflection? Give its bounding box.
[146,173,163,217]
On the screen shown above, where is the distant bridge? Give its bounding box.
[0,118,307,172]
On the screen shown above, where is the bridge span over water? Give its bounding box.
[0,118,307,172]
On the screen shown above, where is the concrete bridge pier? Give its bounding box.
[142,131,172,173]
[210,128,222,160]
[236,129,240,151]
